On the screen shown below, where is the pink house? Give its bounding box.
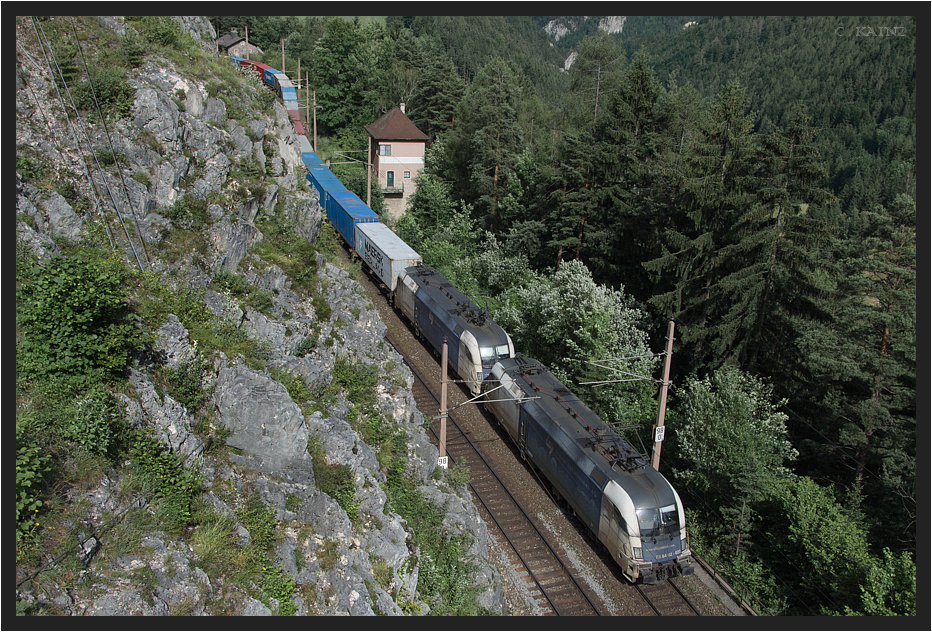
[365,104,429,220]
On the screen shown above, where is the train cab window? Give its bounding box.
[612,505,629,535]
[636,504,679,538]
[495,344,510,359]
[480,347,497,369]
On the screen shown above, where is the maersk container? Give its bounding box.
[327,189,380,248]
[355,222,421,293]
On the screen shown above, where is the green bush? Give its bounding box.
[128,16,180,47]
[329,357,378,409]
[163,194,208,230]
[72,68,136,119]
[16,429,48,541]
[308,437,359,522]
[165,346,211,412]
[212,269,250,297]
[384,468,480,615]
[130,432,201,534]
[17,253,141,389]
[64,384,126,456]
[119,35,147,68]
[236,494,278,551]
[16,148,49,182]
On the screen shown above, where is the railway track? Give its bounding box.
[350,253,730,616]
[388,332,600,616]
[636,578,703,616]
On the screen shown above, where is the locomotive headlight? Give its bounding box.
[633,547,642,560]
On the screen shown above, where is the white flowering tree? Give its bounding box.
[493,259,659,431]
[671,365,798,555]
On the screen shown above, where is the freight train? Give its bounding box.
[228,53,692,583]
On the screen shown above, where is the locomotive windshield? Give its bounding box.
[480,345,511,369]
[636,504,679,538]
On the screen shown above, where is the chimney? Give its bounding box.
[400,102,405,114]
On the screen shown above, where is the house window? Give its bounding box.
[379,144,391,156]
[404,171,411,178]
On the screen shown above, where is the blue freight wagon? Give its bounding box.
[301,150,323,171]
[306,168,346,207]
[326,189,380,249]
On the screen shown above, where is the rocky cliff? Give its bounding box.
[15,15,501,616]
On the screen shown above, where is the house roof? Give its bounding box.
[216,32,245,49]
[364,107,428,142]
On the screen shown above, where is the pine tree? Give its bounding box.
[712,104,835,373]
[564,31,626,130]
[590,49,665,294]
[447,59,525,228]
[311,18,376,134]
[643,80,759,371]
[802,193,916,551]
[407,44,466,144]
[544,128,605,270]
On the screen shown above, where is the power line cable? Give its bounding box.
[30,17,146,270]
[67,16,152,270]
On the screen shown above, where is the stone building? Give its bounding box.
[216,29,263,59]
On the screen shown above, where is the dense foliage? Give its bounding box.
[231,14,912,616]
[19,14,916,617]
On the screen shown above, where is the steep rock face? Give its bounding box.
[599,16,627,34]
[15,15,503,617]
[215,362,312,475]
[543,17,578,41]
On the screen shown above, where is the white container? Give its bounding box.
[355,222,421,293]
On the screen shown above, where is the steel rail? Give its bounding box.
[388,333,600,616]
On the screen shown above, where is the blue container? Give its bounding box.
[326,190,379,248]
[301,150,323,170]
[306,168,346,206]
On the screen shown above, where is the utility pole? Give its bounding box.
[366,135,372,207]
[312,88,317,153]
[438,337,448,469]
[651,317,675,471]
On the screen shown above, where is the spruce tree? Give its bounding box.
[407,45,466,144]
[643,80,759,371]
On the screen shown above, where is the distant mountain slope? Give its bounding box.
[632,14,918,207]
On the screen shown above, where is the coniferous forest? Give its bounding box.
[214,13,918,616]
[22,14,918,616]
